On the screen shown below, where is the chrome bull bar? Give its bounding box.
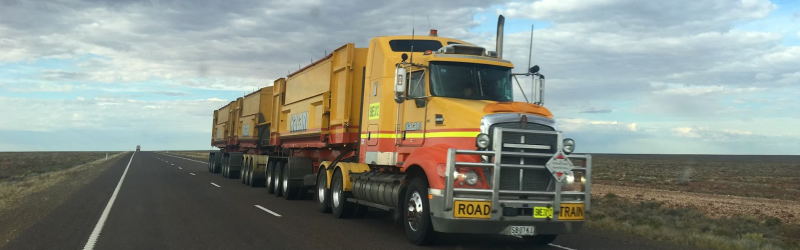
[443,127,592,221]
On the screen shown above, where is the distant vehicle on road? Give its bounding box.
[206,15,591,246]
[136,145,141,152]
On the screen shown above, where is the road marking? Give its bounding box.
[190,173,195,175]
[255,205,282,217]
[210,182,221,187]
[178,167,182,169]
[82,152,136,250]
[549,244,577,250]
[171,164,174,165]
[158,153,207,164]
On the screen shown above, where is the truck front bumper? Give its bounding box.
[427,192,583,235]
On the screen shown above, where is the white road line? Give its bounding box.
[82,152,136,250]
[178,167,182,169]
[549,244,577,250]
[171,164,174,165]
[210,182,221,187]
[255,205,282,217]
[158,153,207,164]
[190,173,195,175]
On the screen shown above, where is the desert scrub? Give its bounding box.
[0,152,126,211]
[588,193,800,250]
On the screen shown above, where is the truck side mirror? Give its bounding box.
[394,66,407,103]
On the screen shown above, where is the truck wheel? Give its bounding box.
[245,161,252,185]
[274,162,284,197]
[404,177,438,245]
[222,164,227,178]
[282,163,298,200]
[242,161,248,185]
[247,165,255,187]
[331,170,355,218]
[522,235,557,245]
[266,161,276,194]
[316,170,331,213]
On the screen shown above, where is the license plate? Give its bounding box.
[558,203,585,220]
[510,226,535,236]
[453,200,491,219]
[533,204,585,220]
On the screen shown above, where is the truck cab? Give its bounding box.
[354,25,591,245]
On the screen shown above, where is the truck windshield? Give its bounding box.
[429,61,513,102]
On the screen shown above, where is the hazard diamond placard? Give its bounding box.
[545,152,574,182]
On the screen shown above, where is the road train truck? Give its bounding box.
[207,15,591,246]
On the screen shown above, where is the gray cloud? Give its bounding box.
[0,0,799,152]
[579,108,612,114]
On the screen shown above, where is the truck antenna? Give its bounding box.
[427,15,431,30]
[528,24,534,73]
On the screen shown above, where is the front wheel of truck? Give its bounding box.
[404,177,438,246]
[522,235,557,245]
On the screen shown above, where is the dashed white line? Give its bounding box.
[210,182,221,187]
[190,173,195,175]
[549,244,577,250]
[255,205,282,217]
[82,152,136,250]
[171,164,174,165]
[178,167,182,169]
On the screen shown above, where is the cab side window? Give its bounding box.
[408,71,425,98]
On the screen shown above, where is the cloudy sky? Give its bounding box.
[1,0,799,154]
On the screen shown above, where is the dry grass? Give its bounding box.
[590,154,800,200]
[0,152,126,211]
[0,152,120,181]
[163,151,212,161]
[589,193,800,250]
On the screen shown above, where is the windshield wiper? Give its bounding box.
[477,69,486,96]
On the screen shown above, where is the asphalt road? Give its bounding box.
[3,152,702,250]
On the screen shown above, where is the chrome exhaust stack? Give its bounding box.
[496,15,504,59]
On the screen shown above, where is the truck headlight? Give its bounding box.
[476,133,490,149]
[563,138,575,154]
[464,171,479,185]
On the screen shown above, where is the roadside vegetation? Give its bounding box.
[591,154,800,200]
[0,152,125,211]
[163,150,211,161]
[589,193,800,250]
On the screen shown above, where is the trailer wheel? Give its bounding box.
[522,235,557,245]
[242,160,248,185]
[331,170,355,218]
[315,170,331,213]
[404,177,438,245]
[266,161,276,194]
[274,162,284,197]
[282,163,298,200]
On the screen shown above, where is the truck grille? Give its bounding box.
[490,122,557,192]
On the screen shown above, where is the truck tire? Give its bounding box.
[404,177,438,246]
[316,170,331,213]
[274,162,284,197]
[241,161,248,185]
[331,170,355,218]
[282,163,298,200]
[522,235,557,245]
[266,161,276,194]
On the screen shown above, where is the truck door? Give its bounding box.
[400,70,427,146]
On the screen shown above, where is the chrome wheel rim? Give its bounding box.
[283,167,289,194]
[266,166,272,188]
[317,175,326,203]
[407,191,423,231]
